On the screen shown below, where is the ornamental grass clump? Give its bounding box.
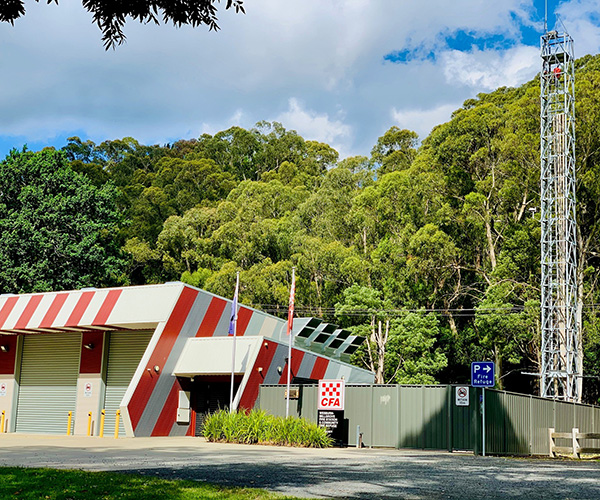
[203,409,332,448]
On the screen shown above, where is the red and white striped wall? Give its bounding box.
[0,283,373,437]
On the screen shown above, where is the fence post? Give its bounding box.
[369,384,374,448]
[446,386,452,452]
[548,427,555,457]
[572,427,580,459]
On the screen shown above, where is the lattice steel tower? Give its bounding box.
[540,28,581,402]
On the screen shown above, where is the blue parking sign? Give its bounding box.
[471,361,495,387]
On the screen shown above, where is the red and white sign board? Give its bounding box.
[84,382,93,398]
[0,382,6,397]
[318,379,345,410]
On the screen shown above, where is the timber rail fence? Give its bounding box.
[548,427,600,458]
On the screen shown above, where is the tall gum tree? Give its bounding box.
[0,149,124,292]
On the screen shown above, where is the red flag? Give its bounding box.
[287,268,295,335]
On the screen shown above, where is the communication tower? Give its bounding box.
[540,27,581,401]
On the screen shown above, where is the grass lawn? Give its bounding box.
[0,467,311,500]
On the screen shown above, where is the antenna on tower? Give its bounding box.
[544,0,548,33]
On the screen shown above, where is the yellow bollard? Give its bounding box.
[114,409,120,439]
[99,409,105,437]
[87,411,92,436]
[67,411,72,436]
[1,410,5,433]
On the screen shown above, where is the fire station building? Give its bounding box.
[0,283,372,437]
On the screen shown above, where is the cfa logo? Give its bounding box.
[320,397,341,408]
[318,379,345,410]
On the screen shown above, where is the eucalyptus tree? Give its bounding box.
[0,149,124,292]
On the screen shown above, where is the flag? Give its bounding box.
[228,274,239,336]
[229,270,240,412]
[287,268,295,336]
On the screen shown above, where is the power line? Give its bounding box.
[255,302,600,318]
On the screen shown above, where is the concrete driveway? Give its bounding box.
[0,434,599,499]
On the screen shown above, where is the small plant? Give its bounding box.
[203,409,333,448]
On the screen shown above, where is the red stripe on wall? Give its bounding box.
[278,349,305,384]
[195,297,227,337]
[236,307,253,336]
[0,335,18,375]
[239,340,278,410]
[187,408,196,437]
[39,294,69,328]
[151,381,180,436]
[0,297,19,330]
[128,286,198,430]
[14,295,43,330]
[310,356,330,380]
[79,331,104,374]
[65,291,95,327]
[93,289,122,326]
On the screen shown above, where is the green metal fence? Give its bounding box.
[257,384,600,455]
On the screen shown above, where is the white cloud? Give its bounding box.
[0,1,599,159]
[440,45,539,90]
[275,98,352,156]
[391,103,459,141]
[556,0,600,56]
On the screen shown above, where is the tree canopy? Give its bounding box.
[0,149,124,292]
[4,55,600,402]
[0,0,244,49]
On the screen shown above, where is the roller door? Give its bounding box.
[103,331,153,437]
[16,333,81,434]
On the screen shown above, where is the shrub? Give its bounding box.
[203,409,332,448]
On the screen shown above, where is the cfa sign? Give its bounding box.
[318,379,345,410]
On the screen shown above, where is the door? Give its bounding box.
[16,333,81,434]
[103,331,153,437]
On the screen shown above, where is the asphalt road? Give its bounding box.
[0,434,599,499]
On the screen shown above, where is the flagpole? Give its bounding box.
[286,267,296,419]
[229,271,240,413]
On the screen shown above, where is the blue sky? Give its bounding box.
[1,1,599,161]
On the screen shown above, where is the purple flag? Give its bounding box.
[228,276,239,336]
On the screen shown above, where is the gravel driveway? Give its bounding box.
[0,434,599,499]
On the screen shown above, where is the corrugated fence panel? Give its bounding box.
[258,385,299,417]
[422,386,448,450]
[485,390,505,455]
[555,399,575,432]
[451,387,474,451]
[297,385,317,421]
[257,384,600,455]
[398,387,424,448]
[530,397,555,455]
[574,404,596,450]
[502,392,531,455]
[371,385,398,447]
[345,385,374,447]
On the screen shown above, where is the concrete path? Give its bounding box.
[1,434,599,499]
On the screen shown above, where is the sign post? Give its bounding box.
[471,362,495,456]
[318,379,346,445]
